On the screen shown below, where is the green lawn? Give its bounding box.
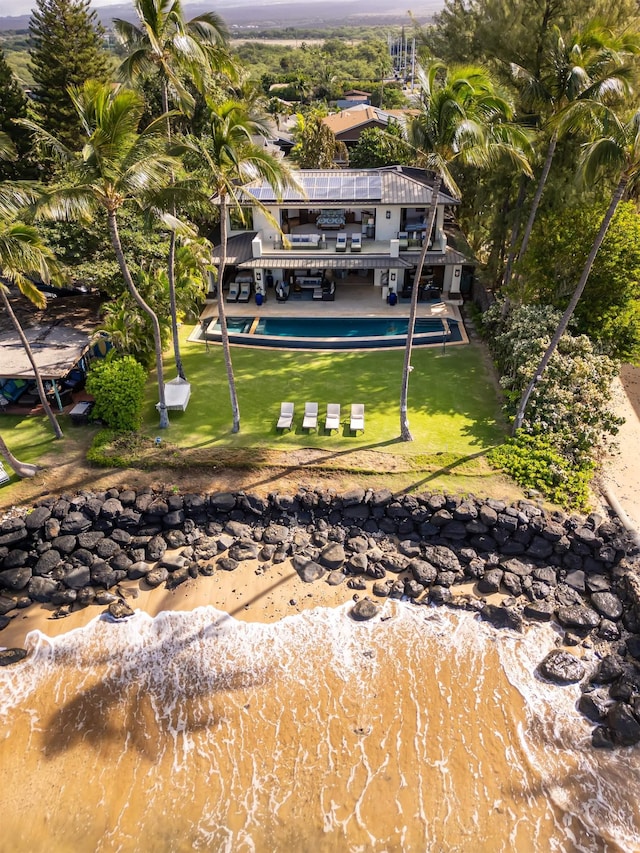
[0,329,514,501]
[141,332,506,459]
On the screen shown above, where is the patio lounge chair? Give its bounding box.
[350,233,362,252]
[277,402,294,431]
[302,402,318,431]
[325,403,341,433]
[350,403,365,434]
[398,231,409,250]
[335,233,347,252]
[227,281,240,302]
[238,281,252,303]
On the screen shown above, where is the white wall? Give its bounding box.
[374,206,401,240]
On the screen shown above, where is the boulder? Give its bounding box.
[166,567,190,589]
[480,603,523,632]
[538,650,585,684]
[262,524,290,546]
[590,592,623,621]
[410,560,438,586]
[0,566,31,591]
[477,569,503,594]
[25,506,51,531]
[297,561,326,583]
[607,703,640,746]
[228,541,260,562]
[326,570,346,586]
[318,542,345,570]
[0,648,28,666]
[27,576,59,602]
[578,690,611,723]
[34,550,63,575]
[146,567,169,587]
[216,557,239,572]
[350,598,379,621]
[108,600,134,620]
[556,606,601,631]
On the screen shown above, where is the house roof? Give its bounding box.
[240,168,459,207]
[239,255,413,270]
[323,105,416,138]
[0,325,90,380]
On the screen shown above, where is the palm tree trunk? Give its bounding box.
[400,176,441,441]
[0,287,63,439]
[106,210,170,428]
[502,175,528,293]
[167,229,185,380]
[0,432,39,477]
[218,196,240,433]
[513,172,628,431]
[162,81,185,381]
[510,130,558,302]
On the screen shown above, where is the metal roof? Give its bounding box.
[0,326,90,380]
[210,232,255,266]
[401,247,471,266]
[239,256,412,270]
[239,168,459,207]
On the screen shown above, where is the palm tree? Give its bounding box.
[114,0,230,118]
[114,0,233,381]
[21,81,181,428]
[179,100,297,433]
[504,22,638,292]
[401,62,532,441]
[513,103,640,430]
[0,132,64,446]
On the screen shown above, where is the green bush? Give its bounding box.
[488,431,594,511]
[85,355,147,431]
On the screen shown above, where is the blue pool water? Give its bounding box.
[254,317,447,338]
[205,316,461,349]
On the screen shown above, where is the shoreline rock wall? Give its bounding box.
[1,487,639,747]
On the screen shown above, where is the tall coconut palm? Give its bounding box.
[513,102,640,430]
[401,62,532,441]
[115,0,233,381]
[178,100,297,433]
[0,132,64,446]
[504,22,639,292]
[21,81,182,428]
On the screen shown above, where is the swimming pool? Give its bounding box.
[202,316,463,350]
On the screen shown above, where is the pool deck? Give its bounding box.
[200,283,463,323]
[195,283,468,350]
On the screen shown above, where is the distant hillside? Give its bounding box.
[0,1,443,32]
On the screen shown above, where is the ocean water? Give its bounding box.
[1,603,639,852]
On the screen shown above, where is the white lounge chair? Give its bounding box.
[238,281,251,303]
[350,233,362,252]
[325,403,341,433]
[302,402,318,431]
[335,233,347,252]
[227,281,240,302]
[157,377,191,412]
[277,402,294,431]
[350,403,365,434]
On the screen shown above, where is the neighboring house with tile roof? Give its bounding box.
[322,105,417,145]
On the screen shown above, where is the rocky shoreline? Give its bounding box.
[1,487,640,748]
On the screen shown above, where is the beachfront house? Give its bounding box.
[211,166,471,303]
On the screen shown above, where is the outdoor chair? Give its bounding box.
[277,402,294,432]
[227,281,240,302]
[350,403,365,434]
[398,231,409,250]
[350,233,362,252]
[238,281,252,303]
[325,403,341,433]
[335,233,347,252]
[275,280,289,302]
[302,402,319,431]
